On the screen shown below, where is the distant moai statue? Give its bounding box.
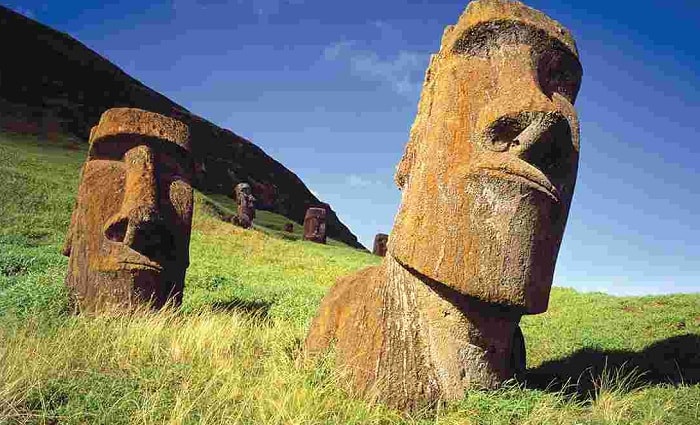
[284,222,294,233]
[234,182,256,228]
[306,0,583,411]
[63,108,194,313]
[372,233,389,257]
[303,207,327,244]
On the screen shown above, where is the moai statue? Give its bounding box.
[303,207,327,244]
[284,222,294,233]
[306,0,582,411]
[63,108,194,313]
[372,233,389,257]
[234,182,256,229]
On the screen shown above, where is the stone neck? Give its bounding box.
[383,254,523,396]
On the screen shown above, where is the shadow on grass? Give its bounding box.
[526,334,700,398]
[209,298,273,323]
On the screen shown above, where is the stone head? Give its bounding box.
[63,108,194,311]
[234,182,256,228]
[235,182,252,198]
[303,207,327,244]
[373,233,389,257]
[389,0,582,314]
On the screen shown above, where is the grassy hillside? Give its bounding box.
[0,131,698,424]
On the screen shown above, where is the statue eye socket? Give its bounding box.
[88,139,134,161]
[536,49,582,102]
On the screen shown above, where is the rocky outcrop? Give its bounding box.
[0,5,364,249]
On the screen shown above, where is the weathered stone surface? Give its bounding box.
[391,0,581,314]
[0,5,366,250]
[284,223,294,233]
[372,233,389,257]
[233,182,256,228]
[306,0,581,411]
[307,256,524,410]
[303,207,327,244]
[63,108,194,313]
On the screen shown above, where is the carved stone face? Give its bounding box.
[236,182,252,198]
[389,0,582,314]
[64,108,193,311]
[235,182,256,228]
[303,207,327,244]
[373,233,389,257]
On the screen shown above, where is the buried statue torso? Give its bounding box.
[306,0,582,411]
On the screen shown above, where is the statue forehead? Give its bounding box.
[443,0,578,58]
[307,208,326,218]
[89,108,191,153]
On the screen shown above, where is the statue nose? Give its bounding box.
[481,112,573,180]
[103,145,171,257]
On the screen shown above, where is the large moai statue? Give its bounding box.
[303,207,327,244]
[372,233,389,257]
[63,108,194,313]
[234,182,256,229]
[306,0,582,411]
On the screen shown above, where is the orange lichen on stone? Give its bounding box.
[90,107,190,151]
[390,0,581,313]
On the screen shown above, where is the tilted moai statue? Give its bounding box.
[372,233,389,257]
[306,0,582,411]
[63,108,194,312]
[234,182,256,229]
[303,207,327,244]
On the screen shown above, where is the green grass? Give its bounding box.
[1,130,699,424]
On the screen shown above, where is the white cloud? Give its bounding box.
[346,174,382,188]
[172,0,303,21]
[323,40,427,98]
[323,40,356,61]
[250,0,304,20]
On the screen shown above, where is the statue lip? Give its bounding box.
[117,260,163,272]
[475,158,560,202]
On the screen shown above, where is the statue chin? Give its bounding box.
[391,173,565,314]
[73,266,183,311]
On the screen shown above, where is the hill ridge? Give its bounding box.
[0,5,365,249]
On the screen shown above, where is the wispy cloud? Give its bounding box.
[346,174,382,188]
[322,22,428,98]
[251,0,304,19]
[172,0,304,22]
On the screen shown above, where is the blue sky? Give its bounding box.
[6,0,699,295]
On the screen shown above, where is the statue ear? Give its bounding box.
[395,53,440,190]
[62,209,76,257]
[394,137,416,190]
[63,164,86,257]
